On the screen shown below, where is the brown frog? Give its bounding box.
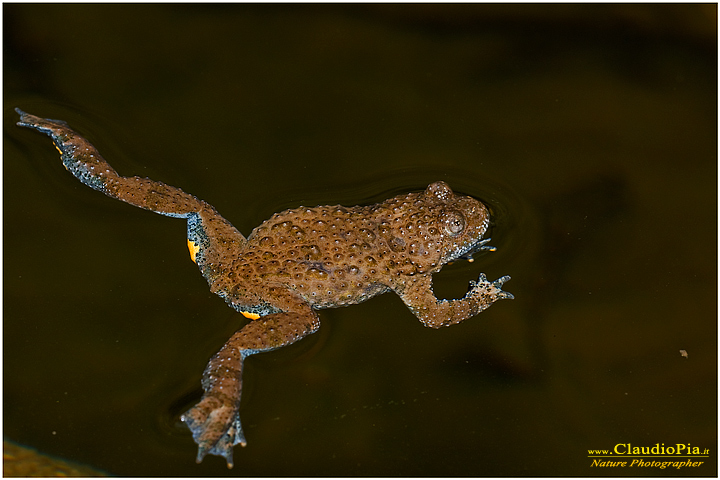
[16,109,513,468]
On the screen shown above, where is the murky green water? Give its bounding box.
[4,4,716,476]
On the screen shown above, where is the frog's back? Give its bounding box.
[213,186,463,309]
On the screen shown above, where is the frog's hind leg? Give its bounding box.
[16,109,245,283]
[16,109,209,217]
[181,300,320,468]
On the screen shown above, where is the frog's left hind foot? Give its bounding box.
[15,108,207,217]
[15,108,247,286]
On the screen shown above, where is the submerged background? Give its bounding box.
[4,4,716,476]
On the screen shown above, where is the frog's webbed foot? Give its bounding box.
[181,395,245,468]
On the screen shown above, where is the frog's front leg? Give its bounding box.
[182,305,320,468]
[398,273,513,328]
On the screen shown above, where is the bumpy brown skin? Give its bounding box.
[16,109,513,468]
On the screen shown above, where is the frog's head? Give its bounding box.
[423,181,491,266]
[376,181,492,274]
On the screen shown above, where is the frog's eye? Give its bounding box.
[443,211,465,237]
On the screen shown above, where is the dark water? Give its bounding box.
[4,4,716,477]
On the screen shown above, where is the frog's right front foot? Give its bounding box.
[181,395,246,468]
[470,273,514,301]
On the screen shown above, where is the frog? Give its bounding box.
[16,108,513,468]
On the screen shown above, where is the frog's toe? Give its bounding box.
[491,275,510,287]
[491,275,514,300]
[181,396,246,468]
[202,417,243,469]
[497,290,514,300]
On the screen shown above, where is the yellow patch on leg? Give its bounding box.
[187,239,200,263]
[55,146,71,171]
[241,311,261,320]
